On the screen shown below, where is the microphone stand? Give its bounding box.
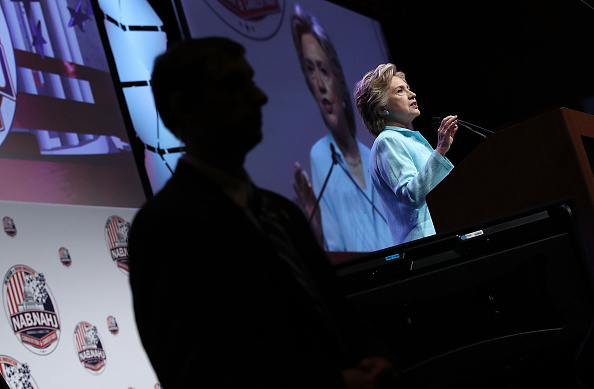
[331,144,388,225]
[458,119,494,135]
[458,122,488,139]
[431,117,494,139]
[310,143,389,226]
[458,119,494,139]
[308,146,337,223]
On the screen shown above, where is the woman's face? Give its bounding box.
[384,76,420,128]
[301,33,341,129]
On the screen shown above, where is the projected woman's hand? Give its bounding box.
[293,161,324,247]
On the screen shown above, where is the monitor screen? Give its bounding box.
[0,0,146,208]
[174,0,393,253]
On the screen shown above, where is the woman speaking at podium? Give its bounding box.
[354,64,457,245]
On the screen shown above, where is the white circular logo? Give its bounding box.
[3,265,61,355]
[74,321,107,375]
[203,0,286,41]
[105,215,131,275]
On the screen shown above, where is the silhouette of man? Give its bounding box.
[128,37,399,388]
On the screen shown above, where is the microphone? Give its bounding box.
[431,116,493,139]
[308,144,338,223]
[330,143,339,164]
[309,143,387,225]
[330,144,388,225]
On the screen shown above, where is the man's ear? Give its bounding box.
[170,91,207,128]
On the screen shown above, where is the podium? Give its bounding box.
[427,107,594,271]
[336,201,594,387]
[332,108,594,387]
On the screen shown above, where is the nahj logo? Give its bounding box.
[3,265,61,355]
[74,321,107,374]
[105,215,131,274]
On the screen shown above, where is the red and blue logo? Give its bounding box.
[3,265,61,355]
[74,321,107,375]
[105,215,131,274]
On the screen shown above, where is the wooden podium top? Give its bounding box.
[427,107,594,261]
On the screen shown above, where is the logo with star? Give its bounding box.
[67,0,93,32]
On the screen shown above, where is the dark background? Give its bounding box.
[149,0,594,165]
[328,0,594,164]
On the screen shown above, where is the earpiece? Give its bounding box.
[385,110,390,115]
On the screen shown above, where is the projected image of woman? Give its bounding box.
[291,5,392,252]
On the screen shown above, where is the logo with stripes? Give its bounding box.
[74,321,107,374]
[3,265,61,355]
[105,215,131,275]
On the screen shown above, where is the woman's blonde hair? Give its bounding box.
[353,63,406,136]
[291,4,356,137]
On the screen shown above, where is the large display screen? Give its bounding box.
[0,0,146,208]
[0,2,159,389]
[178,0,393,253]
